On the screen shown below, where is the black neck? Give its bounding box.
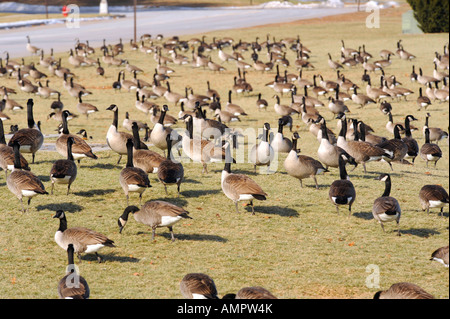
[393,125,401,139]
[224,162,231,173]
[112,108,118,128]
[339,118,347,138]
[166,137,173,160]
[126,141,134,168]
[67,245,75,268]
[132,124,141,150]
[262,126,269,142]
[12,142,22,169]
[159,108,166,125]
[352,120,359,141]
[424,128,430,143]
[292,137,298,151]
[338,155,348,180]
[359,123,366,141]
[27,101,35,129]
[382,176,391,197]
[321,121,329,141]
[62,113,70,134]
[278,121,283,134]
[404,117,412,137]
[0,119,6,144]
[67,139,74,161]
[58,215,68,232]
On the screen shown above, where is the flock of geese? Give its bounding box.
[0,30,449,299]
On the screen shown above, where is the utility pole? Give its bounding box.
[45,0,48,19]
[134,0,137,43]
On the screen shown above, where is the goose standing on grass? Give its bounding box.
[57,244,90,299]
[401,115,419,164]
[270,117,293,153]
[56,111,97,165]
[26,35,41,55]
[53,210,115,263]
[328,153,356,215]
[106,104,147,164]
[7,141,47,212]
[430,245,449,267]
[416,87,431,110]
[150,105,180,155]
[8,99,43,164]
[118,202,192,242]
[157,134,184,196]
[180,273,219,299]
[419,184,449,216]
[223,286,277,299]
[423,113,448,145]
[120,138,152,206]
[50,136,77,195]
[372,173,401,236]
[249,122,275,173]
[284,132,328,189]
[131,122,165,174]
[76,91,98,119]
[376,124,408,170]
[0,118,30,178]
[221,161,267,215]
[420,128,442,167]
[373,282,434,299]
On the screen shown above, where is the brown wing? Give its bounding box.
[120,167,151,187]
[420,185,449,202]
[58,273,90,299]
[58,134,97,159]
[373,196,401,215]
[236,286,277,299]
[64,227,115,248]
[8,128,43,149]
[50,159,77,178]
[180,273,218,299]
[382,282,434,299]
[225,174,267,198]
[9,170,47,193]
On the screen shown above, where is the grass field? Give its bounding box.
[0,3,448,299]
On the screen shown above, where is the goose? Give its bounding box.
[130,122,165,174]
[55,111,97,165]
[119,70,137,92]
[76,129,92,141]
[357,121,387,146]
[112,71,122,92]
[53,210,115,263]
[433,61,449,81]
[419,184,449,216]
[372,173,401,235]
[7,140,47,212]
[163,82,183,105]
[117,201,192,241]
[214,108,240,123]
[218,44,237,63]
[255,93,269,111]
[149,106,178,127]
[327,53,343,70]
[225,90,247,116]
[311,75,327,97]
[327,96,349,116]
[366,78,389,101]
[0,118,30,178]
[328,153,356,215]
[420,128,442,167]
[418,67,439,86]
[397,41,416,61]
[223,286,277,299]
[379,100,392,115]
[37,80,59,98]
[67,77,91,98]
[194,104,229,140]
[433,81,449,102]
[106,104,147,164]
[423,113,448,144]
[340,40,358,57]
[180,273,219,299]
[374,282,434,299]
[68,48,87,67]
[317,119,357,170]
[351,86,376,108]
[363,56,382,73]
[374,54,392,68]
[430,245,449,267]
[157,134,184,195]
[50,136,77,195]
[76,91,98,119]
[376,124,408,169]
[150,105,178,154]
[416,87,432,110]
[135,93,158,114]
[221,161,267,214]
[181,114,228,174]
[272,75,295,96]
[26,35,41,55]
[96,58,104,76]
[122,111,147,132]
[284,132,328,189]
[273,95,299,117]
[7,99,43,163]
[401,115,419,163]
[120,138,152,206]
[3,88,23,111]
[249,122,274,173]
[270,118,293,153]
[57,244,90,299]
[205,81,219,100]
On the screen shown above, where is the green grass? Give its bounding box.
[0,4,448,299]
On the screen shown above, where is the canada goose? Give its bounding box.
[328,153,356,215]
[374,282,434,299]
[194,104,229,140]
[430,245,449,267]
[50,136,77,195]
[7,140,47,212]
[418,67,439,86]
[214,108,240,123]
[416,87,432,110]
[164,82,183,105]
[53,210,115,263]
[273,95,298,117]
[284,132,328,189]
[205,81,219,100]
[226,90,247,116]
[130,122,165,174]
[56,111,97,165]
[68,49,86,67]
[26,35,41,55]
[106,104,147,164]
[76,92,98,119]
[420,128,443,167]
[351,86,375,108]
[120,138,152,206]
[181,114,227,174]
[135,93,158,114]
[223,286,277,299]
[76,129,92,141]
[0,118,30,178]
[57,244,90,299]
[249,123,274,173]
[180,273,219,299]
[327,95,349,116]
[419,184,449,216]
[270,118,293,153]
[327,53,343,70]
[3,88,23,112]
[37,80,59,98]
[112,71,122,92]
[118,202,192,241]
[379,100,392,115]
[272,76,295,96]
[317,119,356,170]
[119,70,137,92]
[255,93,268,111]
[374,54,392,68]
[7,99,44,164]
[422,113,448,144]
[157,134,184,195]
[433,81,449,102]
[396,41,416,61]
[150,105,178,154]
[366,78,389,101]
[47,109,77,123]
[123,111,147,132]
[340,40,358,57]
[67,77,91,98]
[221,161,267,214]
[218,44,237,63]
[376,124,408,169]
[400,115,419,163]
[372,173,401,235]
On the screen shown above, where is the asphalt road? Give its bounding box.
[0,6,355,58]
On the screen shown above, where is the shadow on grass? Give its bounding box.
[37,175,51,182]
[85,163,122,170]
[251,205,299,217]
[155,232,227,243]
[73,188,116,197]
[36,202,84,213]
[79,253,140,263]
[353,212,373,220]
[180,188,221,197]
[400,228,441,238]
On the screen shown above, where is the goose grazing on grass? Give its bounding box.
[53,210,115,263]
[374,282,434,299]
[118,201,192,241]
[372,173,401,236]
[223,286,277,299]
[7,99,44,164]
[0,118,30,178]
[420,128,442,167]
[284,132,328,189]
[180,273,219,299]
[50,136,77,195]
[57,244,90,299]
[157,134,184,196]
[430,245,449,267]
[56,111,97,165]
[120,138,152,206]
[328,153,356,215]
[419,184,449,216]
[221,161,267,215]
[7,140,47,212]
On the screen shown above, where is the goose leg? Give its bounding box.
[313,176,319,189]
[95,253,103,263]
[152,227,156,241]
[250,200,255,215]
[335,205,340,215]
[380,222,386,233]
[20,198,25,213]
[51,182,55,195]
[169,226,175,242]
[234,201,240,213]
[117,155,122,164]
